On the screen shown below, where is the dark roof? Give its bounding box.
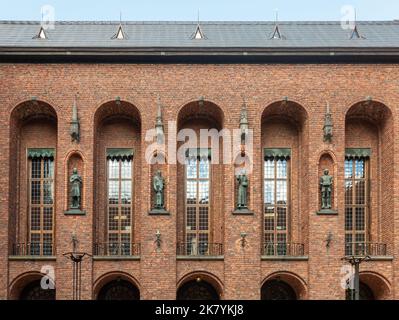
[0,20,398,49]
[1,21,399,62]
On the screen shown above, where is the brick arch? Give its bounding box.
[9,271,50,300]
[345,99,393,127]
[177,271,224,299]
[261,271,308,300]
[360,271,391,300]
[344,99,394,256]
[93,271,140,299]
[93,99,142,129]
[9,99,59,254]
[176,99,225,131]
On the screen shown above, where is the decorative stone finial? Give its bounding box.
[155,96,165,144]
[323,102,333,143]
[70,96,80,143]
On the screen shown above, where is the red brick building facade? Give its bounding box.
[0,21,398,300]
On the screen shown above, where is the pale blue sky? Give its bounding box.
[0,0,398,21]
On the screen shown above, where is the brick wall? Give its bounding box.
[1,63,398,300]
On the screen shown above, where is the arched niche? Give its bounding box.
[317,152,337,214]
[233,153,253,214]
[345,100,393,248]
[65,151,85,213]
[93,100,141,251]
[176,100,225,252]
[261,100,308,250]
[359,272,391,300]
[149,152,169,215]
[9,100,58,250]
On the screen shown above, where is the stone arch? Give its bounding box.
[9,100,58,254]
[260,100,309,254]
[9,271,55,300]
[177,271,223,300]
[93,271,140,300]
[261,271,307,300]
[344,100,393,253]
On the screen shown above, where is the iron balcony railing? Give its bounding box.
[11,242,54,256]
[93,242,140,256]
[345,242,388,256]
[177,242,224,256]
[262,242,305,256]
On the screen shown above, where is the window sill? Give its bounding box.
[92,255,140,261]
[261,256,309,261]
[177,255,224,261]
[9,256,56,261]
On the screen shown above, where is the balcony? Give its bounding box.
[10,242,55,259]
[262,243,307,260]
[345,242,390,258]
[93,242,140,259]
[177,242,224,260]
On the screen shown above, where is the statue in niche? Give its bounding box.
[320,169,333,209]
[236,170,249,209]
[153,170,165,209]
[70,168,82,209]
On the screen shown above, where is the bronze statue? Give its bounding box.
[153,170,165,209]
[70,168,82,209]
[236,171,249,209]
[320,169,333,209]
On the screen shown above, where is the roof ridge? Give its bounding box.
[0,20,397,25]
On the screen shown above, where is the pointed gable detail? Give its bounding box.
[33,26,47,39]
[112,24,126,40]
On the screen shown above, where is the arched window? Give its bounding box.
[263,149,290,256]
[28,150,55,256]
[344,150,370,256]
[106,149,134,256]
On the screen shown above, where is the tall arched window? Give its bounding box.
[28,149,55,256]
[185,149,211,255]
[345,149,370,256]
[106,149,134,256]
[263,149,290,256]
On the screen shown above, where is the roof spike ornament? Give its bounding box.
[323,102,333,143]
[270,9,283,40]
[70,96,80,143]
[192,9,206,39]
[112,13,126,40]
[349,9,365,39]
[155,96,165,145]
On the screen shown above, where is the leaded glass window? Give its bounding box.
[29,156,54,256]
[185,150,210,255]
[345,158,369,256]
[263,157,289,255]
[107,152,133,256]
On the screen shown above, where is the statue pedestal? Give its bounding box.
[64,209,86,216]
[149,208,170,216]
[316,209,338,216]
[232,208,254,216]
